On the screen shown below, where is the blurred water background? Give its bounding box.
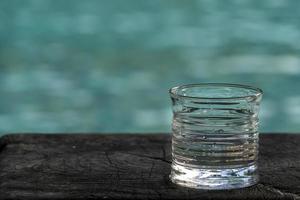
[0,0,300,134]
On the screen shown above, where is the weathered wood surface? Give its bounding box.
[0,133,299,200]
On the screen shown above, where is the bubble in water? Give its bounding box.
[215,129,224,134]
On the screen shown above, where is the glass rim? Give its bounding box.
[169,83,263,100]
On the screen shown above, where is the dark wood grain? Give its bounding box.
[0,133,299,200]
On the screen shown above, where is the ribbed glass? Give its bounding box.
[169,83,263,190]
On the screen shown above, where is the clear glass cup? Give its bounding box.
[169,83,263,190]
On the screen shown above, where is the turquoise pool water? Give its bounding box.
[0,0,300,133]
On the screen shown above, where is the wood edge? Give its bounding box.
[0,133,171,146]
[0,133,297,147]
[0,132,171,137]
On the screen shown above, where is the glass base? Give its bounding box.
[170,163,258,190]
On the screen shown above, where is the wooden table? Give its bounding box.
[0,133,299,200]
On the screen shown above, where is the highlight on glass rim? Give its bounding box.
[0,1,299,198]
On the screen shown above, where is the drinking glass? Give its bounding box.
[169,83,263,190]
